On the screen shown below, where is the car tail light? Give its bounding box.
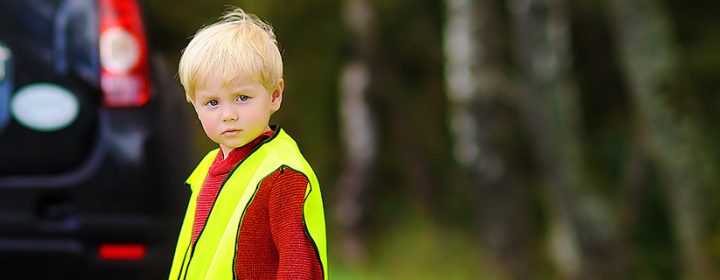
[99,0,150,107]
[98,243,147,261]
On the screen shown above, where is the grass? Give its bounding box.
[329,216,499,280]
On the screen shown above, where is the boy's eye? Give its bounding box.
[237,95,249,102]
[207,100,219,106]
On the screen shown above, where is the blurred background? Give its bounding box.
[143,0,720,279]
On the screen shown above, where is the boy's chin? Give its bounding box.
[221,140,250,150]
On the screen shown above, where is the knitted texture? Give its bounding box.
[235,167,323,280]
[191,130,322,279]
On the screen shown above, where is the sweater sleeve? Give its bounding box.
[267,167,323,280]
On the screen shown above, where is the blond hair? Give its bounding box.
[178,8,283,102]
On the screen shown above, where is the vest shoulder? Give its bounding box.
[185,148,220,187]
[263,139,309,164]
[255,130,316,177]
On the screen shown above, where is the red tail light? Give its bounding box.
[99,0,150,107]
[98,243,147,261]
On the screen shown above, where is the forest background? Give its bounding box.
[146,0,720,279]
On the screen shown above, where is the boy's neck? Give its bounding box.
[220,147,233,160]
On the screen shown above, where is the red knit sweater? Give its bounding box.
[191,130,323,279]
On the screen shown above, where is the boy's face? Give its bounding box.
[193,73,283,157]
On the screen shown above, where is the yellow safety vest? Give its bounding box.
[168,128,328,279]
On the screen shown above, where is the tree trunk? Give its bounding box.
[444,0,538,278]
[609,0,719,278]
[508,0,625,278]
[335,0,377,265]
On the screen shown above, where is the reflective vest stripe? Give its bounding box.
[168,129,328,279]
[171,148,215,280]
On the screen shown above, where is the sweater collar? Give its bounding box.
[208,128,276,176]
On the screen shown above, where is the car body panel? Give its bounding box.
[0,1,192,278]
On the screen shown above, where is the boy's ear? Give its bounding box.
[270,79,284,112]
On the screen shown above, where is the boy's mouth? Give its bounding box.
[222,129,241,136]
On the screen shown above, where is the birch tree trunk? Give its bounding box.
[445,0,537,278]
[508,0,625,278]
[335,0,376,265]
[610,0,719,278]
[445,0,481,170]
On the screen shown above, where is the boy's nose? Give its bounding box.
[221,109,238,122]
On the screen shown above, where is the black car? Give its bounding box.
[0,0,192,279]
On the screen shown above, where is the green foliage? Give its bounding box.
[333,214,493,280]
[626,167,680,279]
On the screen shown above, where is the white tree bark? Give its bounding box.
[509,0,623,278]
[445,0,481,168]
[335,0,376,265]
[610,0,718,278]
[445,0,538,278]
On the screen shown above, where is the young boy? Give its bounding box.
[168,8,327,280]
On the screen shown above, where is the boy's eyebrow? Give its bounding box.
[194,92,217,100]
[232,89,256,95]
